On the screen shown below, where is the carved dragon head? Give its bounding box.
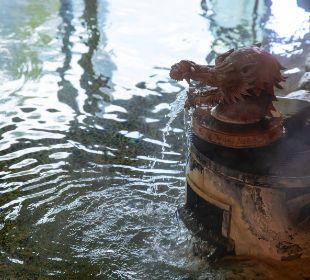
[169,60,196,84]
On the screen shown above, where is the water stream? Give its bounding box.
[0,0,309,279]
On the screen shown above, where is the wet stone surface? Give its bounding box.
[298,72,310,91]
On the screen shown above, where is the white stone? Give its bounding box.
[285,90,310,102]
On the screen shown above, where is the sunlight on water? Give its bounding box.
[268,0,310,38]
[0,0,308,278]
[267,0,310,54]
[105,0,212,100]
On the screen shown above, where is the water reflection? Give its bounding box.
[267,0,310,55]
[57,0,79,112]
[79,0,116,116]
[201,0,268,61]
[201,0,309,60]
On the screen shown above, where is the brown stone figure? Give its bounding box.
[170,44,287,148]
[173,44,310,264]
[170,44,286,124]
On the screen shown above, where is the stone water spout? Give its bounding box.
[170,44,287,148]
[170,44,310,265]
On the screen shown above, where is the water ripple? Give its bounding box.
[0,0,308,279]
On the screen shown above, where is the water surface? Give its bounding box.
[0,0,309,279]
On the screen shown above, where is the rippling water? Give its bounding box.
[0,0,309,279]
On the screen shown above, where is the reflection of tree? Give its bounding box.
[56,0,137,170]
[57,0,116,115]
[56,0,110,113]
[79,0,112,115]
[56,0,183,171]
[57,0,79,112]
[0,1,59,80]
[200,0,270,62]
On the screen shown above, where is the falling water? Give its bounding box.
[150,88,187,170]
[164,89,188,135]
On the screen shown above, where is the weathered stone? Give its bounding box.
[305,55,310,72]
[186,147,310,261]
[285,89,310,102]
[182,97,310,261]
[298,72,310,91]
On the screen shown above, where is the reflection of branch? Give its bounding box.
[57,0,79,112]
[252,0,259,43]
[79,0,100,89]
[201,0,267,58]
[79,0,113,114]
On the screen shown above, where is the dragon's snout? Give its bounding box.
[169,60,195,83]
[169,63,184,81]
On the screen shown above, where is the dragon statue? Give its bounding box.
[170,44,286,124]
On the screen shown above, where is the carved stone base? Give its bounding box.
[185,146,310,261]
[181,97,310,262]
[192,107,283,148]
[210,97,281,124]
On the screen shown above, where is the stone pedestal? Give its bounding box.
[181,97,310,261]
[192,107,283,148]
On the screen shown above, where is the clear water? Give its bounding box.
[0,0,309,279]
